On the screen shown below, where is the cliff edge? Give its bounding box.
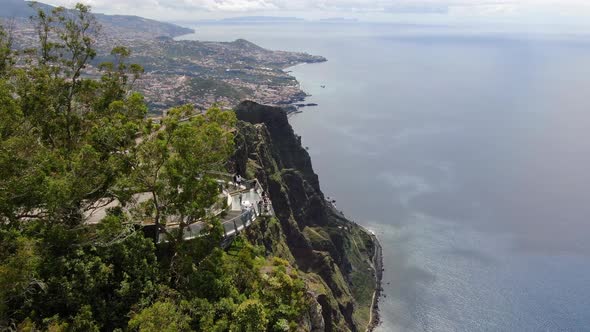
[233,101,382,331]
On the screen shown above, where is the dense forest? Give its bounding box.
[0,4,309,331]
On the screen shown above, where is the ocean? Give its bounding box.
[180,22,590,331]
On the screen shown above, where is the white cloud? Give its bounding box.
[43,0,590,24]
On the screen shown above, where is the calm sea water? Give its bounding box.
[181,23,590,331]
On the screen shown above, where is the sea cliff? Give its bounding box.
[233,101,382,331]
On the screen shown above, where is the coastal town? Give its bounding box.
[123,37,323,113]
[5,9,325,114]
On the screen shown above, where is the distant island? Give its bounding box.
[193,16,361,24]
[219,16,305,23]
[319,17,360,23]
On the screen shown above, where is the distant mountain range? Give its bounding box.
[0,0,194,38]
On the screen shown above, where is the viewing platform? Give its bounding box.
[84,174,273,244]
[161,177,274,243]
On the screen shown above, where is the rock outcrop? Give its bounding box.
[234,101,381,331]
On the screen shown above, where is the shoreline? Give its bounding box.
[326,200,383,331]
[367,230,383,332]
[279,60,327,114]
[284,58,383,330]
[289,56,383,330]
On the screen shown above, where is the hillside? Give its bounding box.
[0,5,378,331]
[0,0,193,38]
[3,1,325,114]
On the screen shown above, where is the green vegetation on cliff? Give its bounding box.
[0,6,313,331]
[0,5,379,332]
[235,102,380,331]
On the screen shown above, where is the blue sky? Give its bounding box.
[45,0,590,28]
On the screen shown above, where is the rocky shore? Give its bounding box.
[326,203,384,332]
[368,232,383,332]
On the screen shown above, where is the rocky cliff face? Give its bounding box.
[233,101,381,332]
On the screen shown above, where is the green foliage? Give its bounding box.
[0,234,42,319]
[129,301,192,332]
[1,7,147,227]
[231,299,269,332]
[70,305,100,332]
[27,229,159,330]
[123,104,235,245]
[0,24,13,77]
[176,239,309,331]
[0,3,309,331]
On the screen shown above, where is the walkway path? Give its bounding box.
[84,176,273,244]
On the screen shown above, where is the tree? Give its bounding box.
[0,4,158,330]
[128,301,191,332]
[125,105,235,246]
[25,223,160,331]
[70,305,100,332]
[0,22,14,77]
[231,299,269,332]
[0,234,42,323]
[0,4,146,228]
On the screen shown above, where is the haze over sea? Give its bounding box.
[181,22,590,331]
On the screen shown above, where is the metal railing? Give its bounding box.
[160,176,274,243]
[222,207,257,238]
